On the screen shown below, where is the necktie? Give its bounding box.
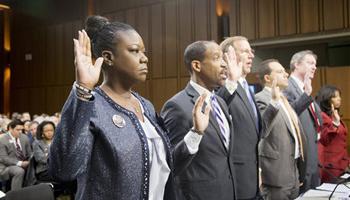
[242,80,259,128]
[211,95,229,148]
[15,138,26,161]
[309,103,321,133]
[280,95,304,161]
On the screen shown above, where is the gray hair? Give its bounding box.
[289,50,317,71]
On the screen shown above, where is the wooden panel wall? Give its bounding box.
[8,0,350,115]
[10,0,217,113]
[229,0,350,39]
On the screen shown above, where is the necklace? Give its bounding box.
[101,86,141,114]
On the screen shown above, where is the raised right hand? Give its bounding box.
[74,30,104,90]
[331,104,340,124]
[304,72,313,95]
[271,79,281,101]
[224,45,242,82]
[192,93,211,135]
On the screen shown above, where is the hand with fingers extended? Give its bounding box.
[303,71,313,95]
[331,104,340,125]
[74,30,104,90]
[224,45,242,82]
[192,93,211,135]
[271,79,281,101]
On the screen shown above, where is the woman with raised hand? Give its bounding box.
[48,15,209,200]
[316,85,350,183]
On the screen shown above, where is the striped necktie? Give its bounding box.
[210,95,229,148]
[15,138,26,161]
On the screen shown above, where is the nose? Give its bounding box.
[221,59,227,69]
[249,50,254,58]
[140,53,148,63]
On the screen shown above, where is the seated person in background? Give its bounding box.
[28,121,39,145]
[33,121,55,182]
[0,119,32,191]
[316,85,350,183]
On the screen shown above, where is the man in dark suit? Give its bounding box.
[255,59,312,199]
[161,41,236,200]
[283,50,322,193]
[216,36,261,200]
[0,119,32,190]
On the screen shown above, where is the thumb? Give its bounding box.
[94,57,104,69]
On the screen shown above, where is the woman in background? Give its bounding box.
[316,85,350,183]
[33,121,55,182]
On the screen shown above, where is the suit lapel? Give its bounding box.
[185,83,228,154]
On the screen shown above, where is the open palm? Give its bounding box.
[74,30,104,89]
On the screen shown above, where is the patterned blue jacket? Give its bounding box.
[49,87,173,200]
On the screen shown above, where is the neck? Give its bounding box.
[291,72,304,82]
[101,76,134,99]
[191,75,215,91]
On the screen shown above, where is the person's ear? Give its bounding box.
[191,60,201,73]
[101,50,114,66]
[264,74,272,84]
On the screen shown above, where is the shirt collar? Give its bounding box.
[190,80,212,103]
[238,77,246,86]
[290,75,304,92]
[264,86,272,92]
[7,132,17,141]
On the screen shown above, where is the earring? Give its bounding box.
[109,62,113,66]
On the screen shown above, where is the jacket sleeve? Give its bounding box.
[0,142,19,166]
[255,96,279,139]
[161,100,196,175]
[48,89,95,182]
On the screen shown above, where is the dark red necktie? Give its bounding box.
[15,139,26,161]
[309,103,321,133]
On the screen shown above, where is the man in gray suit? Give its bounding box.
[255,59,312,199]
[283,50,322,193]
[161,41,236,200]
[216,36,261,200]
[0,119,32,190]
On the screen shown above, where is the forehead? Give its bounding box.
[233,39,251,50]
[13,125,23,129]
[302,54,316,62]
[270,62,284,71]
[118,30,144,47]
[43,124,54,129]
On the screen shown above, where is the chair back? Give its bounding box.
[5,183,54,200]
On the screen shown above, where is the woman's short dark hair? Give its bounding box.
[85,15,135,61]
[36,121,56,140]
[315,85,341,116]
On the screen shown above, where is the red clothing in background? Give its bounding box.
[318,112,350,183]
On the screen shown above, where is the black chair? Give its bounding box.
[4,183,54,200]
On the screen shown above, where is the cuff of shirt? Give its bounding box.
[225,79,238,95]
[270,99,281,108]
[184,130,203,154]
[17,161,22,167]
